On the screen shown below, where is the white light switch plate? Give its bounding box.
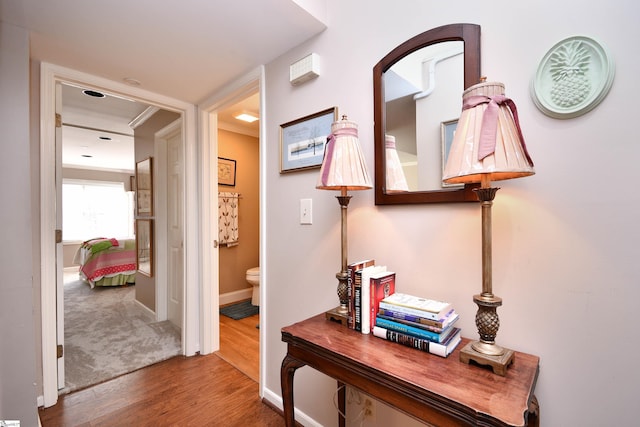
[300,199,312,224]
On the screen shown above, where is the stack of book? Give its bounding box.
[347,259,396,335]
[373,292,462,358]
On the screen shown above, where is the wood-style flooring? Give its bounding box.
[216,312,260,382]
[38,312,279,426]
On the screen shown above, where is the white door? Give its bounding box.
[55,82,65,389]
[167,126,184,330]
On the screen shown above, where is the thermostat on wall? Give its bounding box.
[290,53,320,86]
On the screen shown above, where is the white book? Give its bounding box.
[360,265,386,334]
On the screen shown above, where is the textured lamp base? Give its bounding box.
[325,307,348,326]
[459,341,515,376]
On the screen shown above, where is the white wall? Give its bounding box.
[263,1,640,425]
[0,22,39,425]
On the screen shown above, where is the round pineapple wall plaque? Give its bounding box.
[531,36,614,119]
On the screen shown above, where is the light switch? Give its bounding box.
[300,198,312,225]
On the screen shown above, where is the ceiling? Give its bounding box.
[60,83,260,172]
[1,0,327,171]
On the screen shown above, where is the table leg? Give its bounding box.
[528,395,540,427]
[281,354,305,427]
[337,381,346,427]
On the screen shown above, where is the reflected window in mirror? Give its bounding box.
[374,23,481,204]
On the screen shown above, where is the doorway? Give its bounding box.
[198,67,265,389]
[58,84,183,393]
[40,63,200,408]
[214,90,260,382]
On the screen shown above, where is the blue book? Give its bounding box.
[376,312,458,334]
[375,315,457,343]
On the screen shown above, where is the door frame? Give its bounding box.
[197,66,265,390]
[40,63,199,407]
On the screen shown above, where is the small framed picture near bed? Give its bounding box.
[136,219,153,277]
[136,157,153,216]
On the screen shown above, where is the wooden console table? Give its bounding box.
[281,314,539,426]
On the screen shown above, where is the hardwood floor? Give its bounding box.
[215,312,260,382]
[39,312,276,426]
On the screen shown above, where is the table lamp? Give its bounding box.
[385,134,409,192]
[317,115,373,325]
[443,80,534,375]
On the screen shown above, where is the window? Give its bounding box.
[62,179,135,241]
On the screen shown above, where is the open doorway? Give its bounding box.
[196,67,264,386]
[214,90,260,382]
[58,83,182,393]
[40,63,201,408]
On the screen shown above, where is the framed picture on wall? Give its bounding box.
[218,157,236,186]
[135,157,153,216]
[279,106,338,173]
[136,219,153,277]
[440,119,463,189]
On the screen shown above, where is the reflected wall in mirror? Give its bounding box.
[374,23,481,204]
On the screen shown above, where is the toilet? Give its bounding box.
[246,267,260,306]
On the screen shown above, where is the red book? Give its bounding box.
[369,271,395,334]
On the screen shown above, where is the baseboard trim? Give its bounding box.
[262,387,322,427]
[134,298,156,320]
[219,288,252,306]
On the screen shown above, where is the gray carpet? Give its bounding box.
[63,277,181,393]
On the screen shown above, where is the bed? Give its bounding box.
[73,238,137,288]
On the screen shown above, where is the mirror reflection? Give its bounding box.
[384,41,464,192]
[373,23,480,205]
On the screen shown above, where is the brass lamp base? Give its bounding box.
[325,306,348,326]
[459,341,514,376]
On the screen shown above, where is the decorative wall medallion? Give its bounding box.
[531,36,614,119]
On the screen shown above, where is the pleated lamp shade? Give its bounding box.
[443,81,534,185]
[385,135,409,192]
[316,117,372,190]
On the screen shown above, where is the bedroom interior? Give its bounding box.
[60,83,186,391]
[61,82,261,392]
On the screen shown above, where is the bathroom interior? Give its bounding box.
[216,90,261,379]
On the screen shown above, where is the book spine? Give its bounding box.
[370,274,395,335]
[376,313,451,334]
[372,326,453,358]
[375,316,444,342]
[347,266,354,329]
[354,271,362,332]
[378,301,441,320]
[378,307,449,328]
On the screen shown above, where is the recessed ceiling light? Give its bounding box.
[83,89,105,98]
[234,112,259,123]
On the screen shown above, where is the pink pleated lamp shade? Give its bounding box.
[316,116,373,191]
[443,81,534,186]
[385,134,409,192]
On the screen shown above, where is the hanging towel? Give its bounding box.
[218,192,239,246]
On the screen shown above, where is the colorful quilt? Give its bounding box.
[74,238,136,287]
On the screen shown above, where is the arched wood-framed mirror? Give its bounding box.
[374,23,481,204]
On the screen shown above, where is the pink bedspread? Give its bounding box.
[75,238,136,286]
